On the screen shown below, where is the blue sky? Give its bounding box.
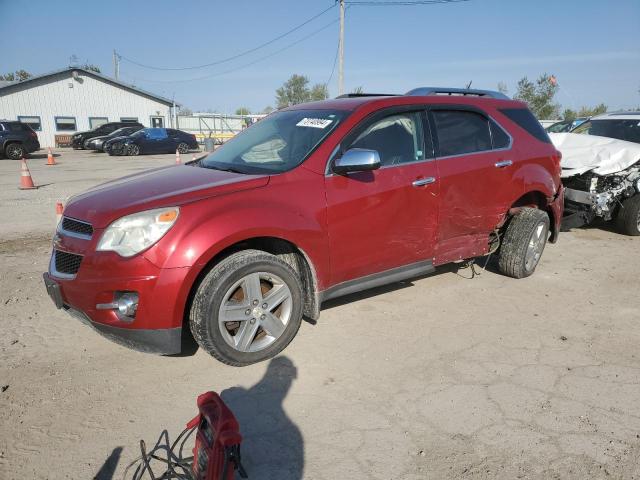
[1,0,638,113]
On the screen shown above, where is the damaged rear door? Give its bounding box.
[429,106,521,264]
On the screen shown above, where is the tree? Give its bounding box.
[262,106,275,114]
[497,82,508,95]
[235,107,251,116]
[179,107,193,116]
[577,103,607,118]
[310,83,328,101]
[81,63,101,73]
[352,86,364,94]
[562,109,577,121]
[514,73,560,119]
[0,70,32,82]
[275,74,328,108]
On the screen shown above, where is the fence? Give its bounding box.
[176,114,265,143]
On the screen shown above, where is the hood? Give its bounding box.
[64,165,270,228]
[550,132,640,177]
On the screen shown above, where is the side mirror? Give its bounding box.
[333,148,381,175]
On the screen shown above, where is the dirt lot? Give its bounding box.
[1,149,640,479]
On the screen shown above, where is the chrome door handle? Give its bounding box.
[495,160,513,168]
[412,177,436,187]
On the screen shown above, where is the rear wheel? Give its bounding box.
[5,142,25,160]
[614,195,640,236]
[177,142,189,154]
[190,250,303,366]
[498,207,550,279]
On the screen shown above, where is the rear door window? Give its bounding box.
[432,110,492,156]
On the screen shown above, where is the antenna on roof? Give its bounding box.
[465,80,472,89]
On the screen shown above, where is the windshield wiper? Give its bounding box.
[203,163,246,174]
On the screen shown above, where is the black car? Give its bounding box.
[0,120,40,159]
[72,121,144,149]
[84,126,143,151]
[106,128,199,156]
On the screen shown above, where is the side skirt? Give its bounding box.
[319,259,435,303]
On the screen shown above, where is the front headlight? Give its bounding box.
[97,207,180,257]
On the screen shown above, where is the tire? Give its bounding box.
[614,195,640,236]
[498,207,550,279]
[5,142,25,160]
[128,144,140,156]
[177,142,189,154]
[190,249,304,366]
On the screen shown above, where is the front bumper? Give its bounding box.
[43,241,191,355]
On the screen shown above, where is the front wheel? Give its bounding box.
[614,195,640,236]
[190,250,303,366]
[498,207,550,279]
[5,143,25,160]
[127,144,140,156]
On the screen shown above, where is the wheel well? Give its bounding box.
[507,190,557,239]
[184,237,320,331]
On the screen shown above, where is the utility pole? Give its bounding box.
[113,49,120,80]
[338,0,345,96]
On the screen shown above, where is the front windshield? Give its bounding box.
[109,128,129,137]
[546,121,571,133]
[200,109,347,174]
[572,119,640,143]
[131,129,147,138]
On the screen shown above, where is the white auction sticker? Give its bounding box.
[296,118,333,129]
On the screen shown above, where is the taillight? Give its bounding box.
[30,131,37,139]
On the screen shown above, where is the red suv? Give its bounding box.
[43,88,564,366]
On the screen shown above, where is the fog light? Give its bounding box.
[96,291,139,320]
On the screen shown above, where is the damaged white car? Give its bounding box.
[549,112,640,236]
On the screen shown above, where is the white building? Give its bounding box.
[0,67,178,147]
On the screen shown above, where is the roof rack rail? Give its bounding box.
[336,93,397,98]
[405,87,509,100]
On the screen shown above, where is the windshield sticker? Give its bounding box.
[296,118,333,129]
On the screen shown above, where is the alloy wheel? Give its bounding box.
[524,222,548,272]
[6,144,24,160]
[217,272,292,353]
[177,143,188,154]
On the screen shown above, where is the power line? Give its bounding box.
[120,18,341,85]
[119,3,336,71]
[346,0,469,4]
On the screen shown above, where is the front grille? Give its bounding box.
[54,250,83,275]
[61,217,93,237]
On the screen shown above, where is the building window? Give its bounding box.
[150,116,164,128]
[89,117,109,129]
[120,117,139,123]
[17,116,42,131]
[55,116,77,131]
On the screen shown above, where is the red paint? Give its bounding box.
[47,94,564,347]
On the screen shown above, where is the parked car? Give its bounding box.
[43,87,564,365]
[550,112,640,235]
[0,120,40,159]
[105,128,198,156]
[84,125,143,151]
[546,117,588,133]
[72,121,144,149]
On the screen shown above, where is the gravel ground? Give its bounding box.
[1,149,639,479]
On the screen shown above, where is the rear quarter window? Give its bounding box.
[499,108,551,144]
[432,110,492,156]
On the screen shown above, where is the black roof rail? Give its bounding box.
[406,87,509,100]
[335,93,397,98]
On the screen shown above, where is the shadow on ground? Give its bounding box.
[221,356,304,480]
[93,446,122,480]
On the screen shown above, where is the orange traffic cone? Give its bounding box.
[46,147,57,166]
[56,202,64,223]
[175,149,181,165]
[19,158,37,190]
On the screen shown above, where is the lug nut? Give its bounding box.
[250,318,256,324]
[260,314,266,320]
[252,299,259,306]
[262,303,268,309]
[245,309,251,316]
